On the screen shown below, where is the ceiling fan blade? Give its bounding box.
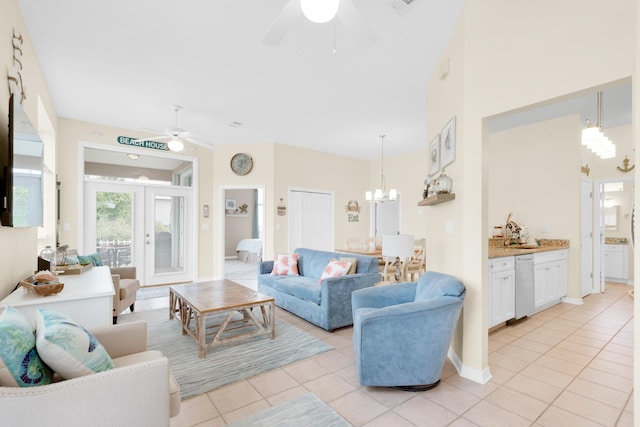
[337,0,377,48]
[131,135,171,143]
[262,0,302,46]
[185,137,216,151]
[179,131,199,138]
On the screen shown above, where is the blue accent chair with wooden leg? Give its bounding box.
[351,271,465,391]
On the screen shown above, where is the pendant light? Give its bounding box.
[582,91,616,159]
[366,134,397,203]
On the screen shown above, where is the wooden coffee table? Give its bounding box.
[169,280,275,358]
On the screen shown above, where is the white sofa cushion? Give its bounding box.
[35,308,115,379]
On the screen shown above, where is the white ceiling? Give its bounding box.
[16,0,632,162]
[17,0,466,161]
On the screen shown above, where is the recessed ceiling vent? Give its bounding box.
[390,0,421,14]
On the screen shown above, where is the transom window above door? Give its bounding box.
[84,147,193,187]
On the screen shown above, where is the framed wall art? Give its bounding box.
[440,116,456,169]
[225,199,237,211]
[429,134,441,177]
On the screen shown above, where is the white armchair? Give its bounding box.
[0,321,180,426]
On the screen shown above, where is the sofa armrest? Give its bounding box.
[111,274,121,315]
[91,320,147,358]
[0,357,171,427]
[320,272,380,329]
[259,260,274,275]
[351,281,417,314]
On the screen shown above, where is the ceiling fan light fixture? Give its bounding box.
[301,0,340,23]
[168,137,184,152]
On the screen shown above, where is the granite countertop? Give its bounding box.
[604,237,629,245]
[488,238,569,258]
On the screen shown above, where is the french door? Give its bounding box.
[84,181,194,286]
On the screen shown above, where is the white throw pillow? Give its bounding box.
[35,308,114,379]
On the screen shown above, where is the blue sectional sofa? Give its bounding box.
[258,248,381,331]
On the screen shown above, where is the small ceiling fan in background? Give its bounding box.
[263,0,377,48]
[133,105,214,152]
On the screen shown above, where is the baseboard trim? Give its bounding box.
[561,297,583,305]
[447,347,492,385]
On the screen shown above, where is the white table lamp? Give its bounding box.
[382,234,415,282]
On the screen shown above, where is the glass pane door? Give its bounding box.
[84,182,143,270]
[144,187,193,285]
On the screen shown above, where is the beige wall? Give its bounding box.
[272,143,371,255]
[56,117,216,280]
[0,1,58,299]
[489,115,583,299]
[426,0,635,381]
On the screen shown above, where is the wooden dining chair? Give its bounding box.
[406,245,426,281]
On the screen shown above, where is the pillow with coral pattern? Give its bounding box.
[270,253,300,276]
[318,258,352,283]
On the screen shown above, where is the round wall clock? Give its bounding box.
[230,153,253,176]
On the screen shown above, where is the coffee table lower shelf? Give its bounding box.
[169,280,275,358]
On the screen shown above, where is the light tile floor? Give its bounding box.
[131,282,634,426]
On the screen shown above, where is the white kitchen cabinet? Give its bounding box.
[604,244,628,282]
[534,250,567,312]
[488,256,515,328]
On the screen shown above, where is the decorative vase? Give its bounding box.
[436,170,453,194]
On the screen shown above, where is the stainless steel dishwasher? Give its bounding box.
[514,254,535,319]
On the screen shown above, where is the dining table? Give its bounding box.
[336,248,382,257]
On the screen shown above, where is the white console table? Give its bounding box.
[0,266,114,328]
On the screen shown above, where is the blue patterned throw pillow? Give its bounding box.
[77,253,103,266]
[35,308,114,379]
[0,306,53,387]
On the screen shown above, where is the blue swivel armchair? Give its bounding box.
[352,271,466,391]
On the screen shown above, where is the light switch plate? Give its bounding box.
[446,220,454,234]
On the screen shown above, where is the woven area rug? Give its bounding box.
[146,314,333,399]
[227,393,352,427]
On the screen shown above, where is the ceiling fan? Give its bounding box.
[263,0,377,48]
[132,105,214,152]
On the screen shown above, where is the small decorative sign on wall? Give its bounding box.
[117,136,169,151]
[345,200,360,222]
[277,198,286,216]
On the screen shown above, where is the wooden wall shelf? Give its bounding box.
[417,193,455,206]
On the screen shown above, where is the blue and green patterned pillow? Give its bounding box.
[35,308,114,379]
[0,306,53,387]
[87,253,104,266]
[63,255,79,265]
[76,253,103,266]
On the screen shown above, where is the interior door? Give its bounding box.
[288,189,333,251]
[370,194,401,237]
[144,186,194,285]
[581,178,593,296]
